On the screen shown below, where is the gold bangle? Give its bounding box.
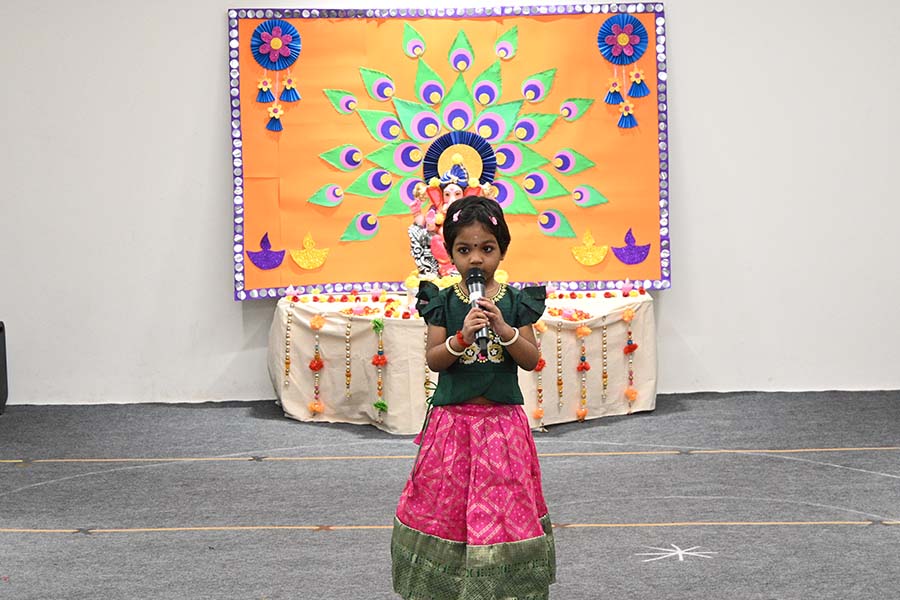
[499,328,520,346]
[445,336,465,356]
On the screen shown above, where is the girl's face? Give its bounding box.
[442,183,464,206]
[449,222,504,284]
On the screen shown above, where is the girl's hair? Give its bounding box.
[442,196,511,256]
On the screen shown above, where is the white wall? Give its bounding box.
[1,0,898,405]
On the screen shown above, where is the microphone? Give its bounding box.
[465,268,490,357]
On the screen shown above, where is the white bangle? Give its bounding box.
[445,336,465,356]
[498,328,520,346]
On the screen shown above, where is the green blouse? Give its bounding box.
[416,281,547,406]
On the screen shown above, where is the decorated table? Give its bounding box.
[267,284,656,435]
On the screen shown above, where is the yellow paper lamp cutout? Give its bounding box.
[290,233,330,270]
[494,269,509,284]
[571,230,608,266]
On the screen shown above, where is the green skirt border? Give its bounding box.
[391,515,556,600]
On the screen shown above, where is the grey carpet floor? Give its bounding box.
[1,391,898,600]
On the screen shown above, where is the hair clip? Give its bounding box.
[452,211,460,222]
[489,216,498,226]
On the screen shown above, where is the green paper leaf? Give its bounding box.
[319,144,363,172]
[494,180,538,215]
[538,209,576,238]
[307,184,345,207]
[323,89,357,114]
[393,97,442,143]
[378,184,413,216]
[571,184,610,208]
[559,97,595,122]
[415,59,445,105]
[474,100,523,143]
[360,67,395,101]
[521,69,557,103]
[552,148,596,176]
[357,109,403,143]
[448,31,474,72]
[442,74,475,131]
[522,169,570,200]
[346,168,393,198]
[366,142,423,175]
[472,61,503,106]
[495,26,518,60]
[511,113,558,144]
[495,141,551,177]
[340,212,380,241]
[402,23,426,58]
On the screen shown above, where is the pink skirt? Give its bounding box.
[392,404,556,599]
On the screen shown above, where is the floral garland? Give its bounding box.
[622,307,639,410]
[532,320,548,430]
[371,318,388,421]
[575,324,592,421]
[547,306,593,322]
[308,314,326,415]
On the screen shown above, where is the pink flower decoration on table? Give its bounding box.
[605,23,641,58]
[621,279,634,295]
[260,26,294,63]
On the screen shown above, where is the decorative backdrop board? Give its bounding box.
[228,4,671,301]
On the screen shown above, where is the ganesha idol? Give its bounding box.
[407,136,498,279]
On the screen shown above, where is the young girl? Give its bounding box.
[391,196,556,599]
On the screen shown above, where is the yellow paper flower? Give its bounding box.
[309,314,326,330]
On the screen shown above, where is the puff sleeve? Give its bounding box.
[514,285,547,327]
[415,281,446,327]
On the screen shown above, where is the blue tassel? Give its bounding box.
[628,80,650,98]
[617,114,637,129]
[257,88,275,103]
[280,87,301,102]
[266,117,284,132]
[604,90,623,105]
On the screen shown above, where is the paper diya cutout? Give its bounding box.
[290,233,329,270]
[247,233,285,270]
[571,230,609,266]
[340,212,379,241]
[611,228,651,264]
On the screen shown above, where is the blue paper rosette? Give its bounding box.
[597,14,648,66]
[251,19,301,71]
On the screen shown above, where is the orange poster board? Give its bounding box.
[228,5,670,300]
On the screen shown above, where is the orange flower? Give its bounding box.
[576,407,588,421]
[308,400,324,414]
[309,314,326,330]
[625,387,638,402]
[533,320,548,333]
[533,407,545,420]
[622,308,635,323]
[308,357,324,371]
[575,325,592,338]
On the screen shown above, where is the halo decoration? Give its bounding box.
[251,20,301,70]
[391,97,441,143]
[495,26,518,60]
[472,62,502,107]
[448,31,474,72]
[340,212,380,241]
[346,168,394,198]
[572,184,609,208]
[538,210,576,238]
[597,14,648,66]
[494,141,550,177]
[522,170,569,200]
[442,74,476,131]
[307,184,345,207]
[360,67,396,101]
[415,60,445,105]
[612,228,651,264]
[521,69,557,103]
[357,109,403,142]
[422,131,496,185]
[474,100,523,144]
[492,179,537,215]
[628,67,650,98]
[559,98,594,122]
[319,145,364,172]
[403,23,426,58]
[366,141,423,175]
[553,148,596,176]
[323,89,358,114]
[247,232,285,270]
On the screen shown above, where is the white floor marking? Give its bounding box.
[635,543,717,562]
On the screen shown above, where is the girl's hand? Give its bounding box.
[477,298,516,341]
[461,305,490,345]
